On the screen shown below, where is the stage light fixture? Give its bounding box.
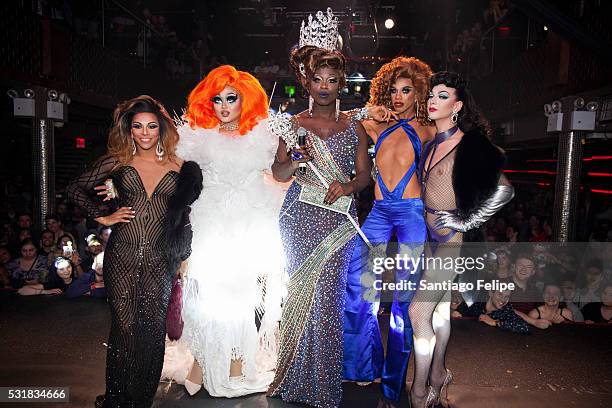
[547,101,563,132]
[384,18,395,29]
[570,99,597,130]
[48,89,58,101]
[573,97,585,110]
[7,89,18,99]
[586,101,599,111]
[24,89,35,99]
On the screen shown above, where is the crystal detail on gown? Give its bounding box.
[269,116,359,407]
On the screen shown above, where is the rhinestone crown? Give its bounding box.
[299,8,339,51]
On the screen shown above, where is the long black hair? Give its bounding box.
[430,71,491,136]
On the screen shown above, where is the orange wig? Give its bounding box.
[185,65,268,136]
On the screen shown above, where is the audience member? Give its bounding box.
[495,247,512,279]
[17,256,74,296]
[6,239,49,288]
[47,234,84,277]
[527,283,573,329]
[1,219,17,246]
[39,229,56,257]
[510,252,541,313]
[45,213,75,243]
[81,234,103,271]
[0,245,11,288]
[66,252,106,299]
[17,213,33,230]
[581,284,612,324]
[560,279,584,322]
[0,245,11,265]
[99,226,112,248]
[17,228,32,242]
[460,281,530,334]
[578,259,607,307]
[450,290,465,318]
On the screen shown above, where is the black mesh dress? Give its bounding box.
[66,156,180,408]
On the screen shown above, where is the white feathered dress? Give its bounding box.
[165,119,286,397]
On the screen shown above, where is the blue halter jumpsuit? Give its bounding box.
[343,118,426,401]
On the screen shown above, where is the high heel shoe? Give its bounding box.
[409,386,439,408]
[184,379,202,396]
[435,369,453,407]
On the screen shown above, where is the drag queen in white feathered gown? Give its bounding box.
[161,65,286,398]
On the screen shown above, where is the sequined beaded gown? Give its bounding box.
[268,116,359,408]
[66,157,180,408]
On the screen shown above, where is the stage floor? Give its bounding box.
[1,292,610,408]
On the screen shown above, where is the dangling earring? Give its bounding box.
[156,138,164,161]
[335,98,340,122]
[415,99,419,118]
[308,95,314,117]
[451,111,459,124]
[131,137,137,155]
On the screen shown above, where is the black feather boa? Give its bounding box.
[164,160,203,278]
[452,129,506,241]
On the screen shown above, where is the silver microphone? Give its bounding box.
[296,127,307,173]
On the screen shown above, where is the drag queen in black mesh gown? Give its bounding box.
[408,73,513,407]
[67,96,202,408]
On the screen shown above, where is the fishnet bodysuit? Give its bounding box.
[67,156,178,408]
[409,144,463,400]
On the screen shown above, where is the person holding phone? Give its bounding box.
[46,234,84,277]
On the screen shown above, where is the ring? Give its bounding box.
[291,151,303,161]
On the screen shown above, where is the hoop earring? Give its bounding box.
[308,95,314,117]
[335,98,340,122]
[155,138,164,161]
[131,137,137,155]
[451,111,459,124]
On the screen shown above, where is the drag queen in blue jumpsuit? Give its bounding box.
[343,57,435,401]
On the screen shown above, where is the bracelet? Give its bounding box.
[353,107,372,121]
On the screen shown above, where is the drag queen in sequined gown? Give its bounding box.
[267,9,372,407]
[174,65,285,398]
[66,96,202,408]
